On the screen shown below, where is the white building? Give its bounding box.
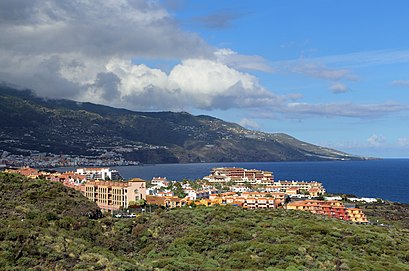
[230,186,251,193]
[151,177,168,187]
[76,168,122,180]
[348,197,379,203]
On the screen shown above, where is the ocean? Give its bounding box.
[57,159,409,204]
[111,159,409,204]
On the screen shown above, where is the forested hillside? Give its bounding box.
[1,173,408,270]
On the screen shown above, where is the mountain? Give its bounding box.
[0,85,365,163]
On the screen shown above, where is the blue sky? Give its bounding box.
[1,0,409,157]
[171,0,409,158]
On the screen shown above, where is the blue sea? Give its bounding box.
[57,159,409,203]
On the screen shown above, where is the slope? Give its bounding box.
[1,172,408,270]
[0,85,365,163]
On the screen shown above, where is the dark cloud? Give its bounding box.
[122,86,185,111]
[0,0,212,58]
[193,9,244,29]
[0,0,218,107]
[1,0,408,121]
[0,0,38,24]
[93,72,121,101]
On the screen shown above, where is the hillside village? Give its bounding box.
[5,166,373,223]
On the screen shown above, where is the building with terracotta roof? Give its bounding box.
[5,167,39,178]
[146,195,188,208]
[84,178,146,212]
[274,180,326,195]
[286,200,368,223]
[203,167,274,185]
[210,191,286,209]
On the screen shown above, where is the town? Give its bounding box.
[5,166,370,223]
[0,149,141,168]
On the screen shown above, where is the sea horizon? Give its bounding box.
[55,158,409,204]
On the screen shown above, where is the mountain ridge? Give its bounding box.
[0,84,366,163]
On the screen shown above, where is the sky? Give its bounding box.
[1,0,409,158]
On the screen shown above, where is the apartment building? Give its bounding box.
[84,178,146,212]
[5,166,39,178]
[286,200,368,223]
[203,167,274,185]
[146,195,188,208]
[274,180,326,195]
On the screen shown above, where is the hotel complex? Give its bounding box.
[84,178,146,212]
[204,167,274,185]
[6,166,369,222]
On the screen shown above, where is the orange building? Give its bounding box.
[345,208,368,223]
[5,167,39,178]
[286,200,368,223]
[146,195,188,208]
[210,191,286,209]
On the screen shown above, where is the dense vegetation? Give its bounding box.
[357,201,409,229]
[0,85,363,163]
[1,173,408,270]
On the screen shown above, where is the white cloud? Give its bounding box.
[274,49,409,69]
[0,0,212,97]
[289,62,356,81]
[283,103,409,118]
[367,135,386,147]
[1,0,409,121]
[0,0,281,111]
[397,138,409,147]
[330,82,349,94]
[287,93,304,100]
[215,48,274,72]
[392,80,409,87]
[76,57,283,110]
[238,118,260,129]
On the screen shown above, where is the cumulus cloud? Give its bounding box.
[76,57,283,110]
[0,0,211,101]
[1,0,409,121]
[367,135,386,147]
[0,0,281,111]
[330,82,349,94]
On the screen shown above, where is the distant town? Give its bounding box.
[5,166,377,223]
[0,150,141,168]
